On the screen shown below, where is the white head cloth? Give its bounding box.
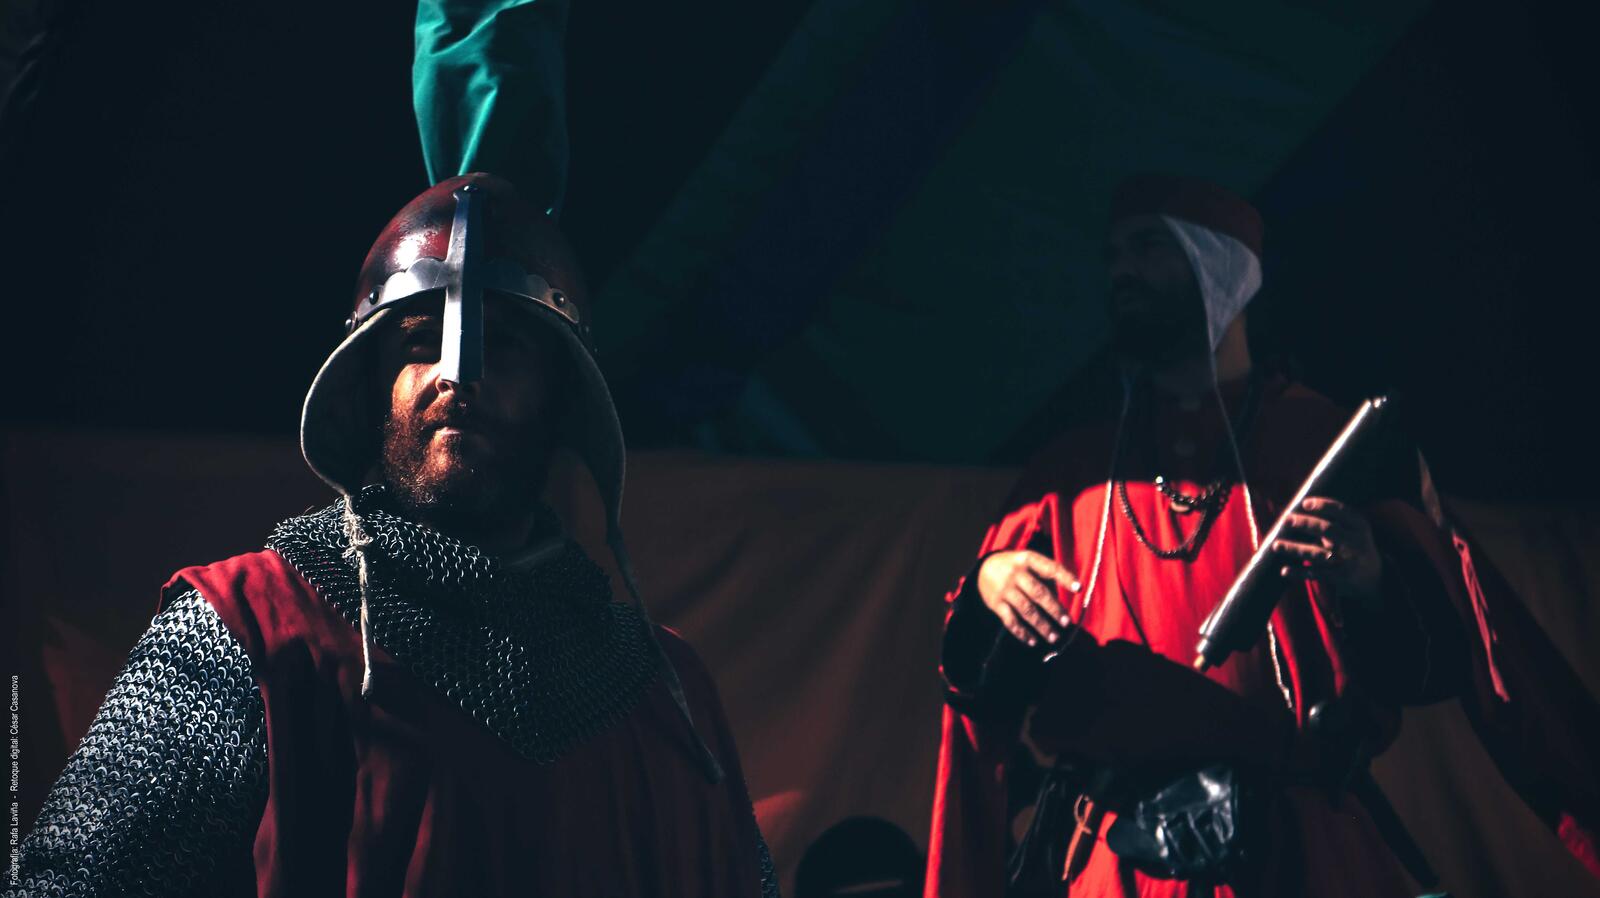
[1161,214,1263,351]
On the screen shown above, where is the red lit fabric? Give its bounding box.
[925,379,1454,897]
[1560,813,1600,881]
[163,550,766,898]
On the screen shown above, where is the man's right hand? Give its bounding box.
[976,550,1081,647]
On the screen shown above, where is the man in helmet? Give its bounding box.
[924,174,1476,897]
[10,173,778,897]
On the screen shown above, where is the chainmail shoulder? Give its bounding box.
[265,488,660,765]
[9,589,267,898]
[757,822,781,898]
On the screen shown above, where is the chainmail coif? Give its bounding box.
[267,485,659,765]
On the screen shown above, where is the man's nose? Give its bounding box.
[434,366,482,397]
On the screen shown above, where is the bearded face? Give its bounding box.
[375,295,564,534]
[1104,214,1209,365]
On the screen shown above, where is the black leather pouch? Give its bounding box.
[1104,764,1260,882]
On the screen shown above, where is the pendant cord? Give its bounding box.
[339,495,377,700]
[1211,375,1294,713]
[1060,372,1135,642]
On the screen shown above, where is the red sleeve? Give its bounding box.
[927,441,1112,898]
[927,492,1068,898]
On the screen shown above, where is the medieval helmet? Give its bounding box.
[297,174,724,781]
[300,172,623,540]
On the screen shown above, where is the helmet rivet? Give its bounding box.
[553,292,566,306]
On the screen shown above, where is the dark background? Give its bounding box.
[2,0,1595,501]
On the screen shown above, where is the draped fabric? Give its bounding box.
[4,428,1598,897]
[413,0,569,215]
[161,550,764,897]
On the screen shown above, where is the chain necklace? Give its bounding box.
[1117,476,1231,561]
[1115,375,1263,562]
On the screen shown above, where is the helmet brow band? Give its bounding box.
[351,216,583,343]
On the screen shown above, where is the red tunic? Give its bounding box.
[165,549,765,898]
[926,378,1462,898]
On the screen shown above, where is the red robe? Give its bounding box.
[926,378,1473,897]
[166,549,766,898]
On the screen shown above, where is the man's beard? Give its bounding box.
[380,397,551,538]
[1107,277,1210,366]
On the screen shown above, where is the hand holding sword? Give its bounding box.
[1194,396,1392,671]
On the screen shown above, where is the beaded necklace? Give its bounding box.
[1114,374,1263,562]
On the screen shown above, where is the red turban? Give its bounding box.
[1111,173,1263,260]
